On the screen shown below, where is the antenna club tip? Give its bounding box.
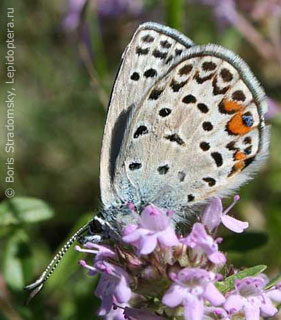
[234,195,240,202]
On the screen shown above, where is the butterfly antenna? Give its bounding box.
[24,221,91,304]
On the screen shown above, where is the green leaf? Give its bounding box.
[3,229,33,290]
[0,197,54,225]
[220,232,268,252]
[265,273,281,290]
[216,265,267,293]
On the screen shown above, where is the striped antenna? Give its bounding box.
[24,220,91,304]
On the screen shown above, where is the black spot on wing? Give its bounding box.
[202,61,217,71]
[175,48,183,56]
[188,194,195,202]
[144,68,157,78]
[142,34,154,43]
[129,162,142,170]
[244,156,255,168]
[149,89,163,100]
[220,68,233,82]
[134,125,148,138]
[202,122,213,131]
[197,103,209,113]
[203,177,216,186]
[226,141,238,151]
[170,79,187,92]
[211,152,223,167]
[244,137,252,144]
[136,47,149,55]
[178,64,193,76]
[165,133,185,146]
[159,108,172,117]
[158,165,169,175]
[152,49,167,60]
[178,171,186,182]
[182,94,196,104]
[232,90,246,102]
[160,40,172,49]
[200,142,210,151]
[244,146,252,155]
[130,72,140,81]
[213,77,230,95]
[195,72,215,84]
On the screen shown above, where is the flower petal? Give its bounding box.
[208,251,226,265]
[139,234,158,255]
[224,294,244,314]
[202,197,223,232]
[140,205,170,231]
[122,224,138,236]
[114,276,131,303]
[221,215,248,233]
[184,294,204,320]
[162,284,186,308]
[260,297,278,317]
[98,295,114,316]
[122,228,147,244]
[244,301,260,320]
[158,228,179,247]
[203,283,225,306]
[266,289,281,302]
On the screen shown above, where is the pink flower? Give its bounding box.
[162,268,225,320]
[181,223,226,265]
[202,196,248,233]
[224,276,281,319]
[122,204,179,255]
[79,259,131,316]
[265,98,281,119]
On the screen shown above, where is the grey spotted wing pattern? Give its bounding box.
[112,45,269,215]
[100,22,194,209]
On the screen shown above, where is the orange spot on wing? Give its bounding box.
[235,161,245,171]
[227,112,252,135]
[224,100,245,113]
[235,151,247,160]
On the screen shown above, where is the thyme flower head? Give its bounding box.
[77,197,281,320]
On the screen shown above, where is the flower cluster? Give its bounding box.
[77,197,281,320]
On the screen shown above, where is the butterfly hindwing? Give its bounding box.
[112,44,269,213]
[100,23,194,209]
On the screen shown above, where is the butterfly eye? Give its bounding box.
[89,219,103,234]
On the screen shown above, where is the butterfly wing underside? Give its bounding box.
[100,22,269,216]
[100,22,194,209]
[112,46,269,213]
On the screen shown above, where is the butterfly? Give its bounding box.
[25,22,269,301]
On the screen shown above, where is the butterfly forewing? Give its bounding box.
[112,44,269,213]
[100,23,194,209]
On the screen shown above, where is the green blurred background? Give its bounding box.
[0,0,281,319]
